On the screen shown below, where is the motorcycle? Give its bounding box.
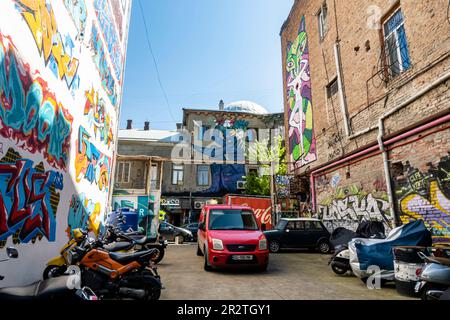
[415,250,450,300]
[0,247,97,300]
[43,228,88,279]
[66,236,162,300]
[102,223,168,264]
[329,221,386,275]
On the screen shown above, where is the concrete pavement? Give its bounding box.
[158,244,413,300]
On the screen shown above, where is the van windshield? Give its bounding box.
[209,209,259,231]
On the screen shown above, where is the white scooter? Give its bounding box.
[415,251,450,300]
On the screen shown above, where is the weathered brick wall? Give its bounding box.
[390,122,450,244]
[281,0,450,175]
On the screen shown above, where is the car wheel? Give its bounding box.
[175,235,184,244]
[331,264,348,275]
[269,240,280,253]
[204,249,212,271]
[197,244,204,256]
[318,241,331,254]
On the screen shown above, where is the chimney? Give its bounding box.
[176,123,183,131]
[219,99,224,111]
[126,119,132,130]
[144,121,150,131]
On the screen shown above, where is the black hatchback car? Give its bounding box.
[263,218,331,253]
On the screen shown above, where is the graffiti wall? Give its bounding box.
[0,0,132,286]
[393,153,450,244]
[286,16,317,170]
[314,156,394,232]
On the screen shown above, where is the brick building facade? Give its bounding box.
[280,0,450,244]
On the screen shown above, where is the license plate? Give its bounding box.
[232,255,253,261]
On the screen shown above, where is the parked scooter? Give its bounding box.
[0,247,97,300]
[329,221,386,275]
[43,228,88,279]
[415,251,450,300]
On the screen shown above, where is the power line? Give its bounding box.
[137,0,178,123]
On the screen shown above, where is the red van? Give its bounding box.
[197,204,269,271]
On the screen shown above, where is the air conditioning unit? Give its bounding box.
[194,201,205,209]
[237,181,246,190]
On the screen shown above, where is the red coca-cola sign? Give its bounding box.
[224,195,272,229]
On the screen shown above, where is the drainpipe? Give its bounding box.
[333,42,352,137]
[377,118,397,227]
[311,70,450,212]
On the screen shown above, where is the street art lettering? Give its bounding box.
[84,87,114,148]
[331,172,341,189]
[0,148,63,245]
[317,184,392,231]
[91,24,118,108]
[286,16,317,168]
[75,126,111,192]
[275,175,290,198]
[110,0,124,42]
[394,154,450,243]
[0,34,73,170]
[93,0,123,82]
[67,193,101,237]
[63,0,87,40]
[14,0,80,91]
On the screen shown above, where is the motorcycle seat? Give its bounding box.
[103,242,134,252]
[433,257,450,267]
[109,249,156,265]
[0,275,74,300]
[127,235,148,245]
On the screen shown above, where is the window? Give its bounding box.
[172,164,184,185]
[194,121,210,141]
[116,161,131,183]
[326,77,338,99]
[287,221,304,230]
[150,164,158,189]
[318,2,328,40]
[197,165,209,186]
[246,128,258,142]
[383,8,411,78]
[248,168,258,176]
[304,221,323,231]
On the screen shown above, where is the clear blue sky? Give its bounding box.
[120,0,294,130]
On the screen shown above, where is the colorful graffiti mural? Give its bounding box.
[317,184,392,231]
[67,193,101,237]
[14,0,80,91]
[394,154,450,243]
[0,33,73,170]
[93,0,123,83]
[286,16,316,168]
[75,126,111,192]
[0,148,63,246]
[63,0,87,40]
[91,24,118,108]
[110,0,124,42]
[84,87,113,148]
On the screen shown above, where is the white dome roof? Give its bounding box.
[224,101,269,115]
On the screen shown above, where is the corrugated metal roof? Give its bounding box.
[118,129,181,142]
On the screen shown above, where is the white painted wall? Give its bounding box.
[0,0,132,286]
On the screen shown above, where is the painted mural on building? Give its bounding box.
[0,33,73,170]
[14,0,81,91]
[0,0,131,285]
[393,153,450,244]
[316,183,393,231]
[84,87,114,148]
[286,16,316,169]
[0,148,62,247]
[75,126,111,192]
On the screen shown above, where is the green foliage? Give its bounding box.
[244,172,270,196]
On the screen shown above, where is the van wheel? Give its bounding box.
[204,250,212,271]
[197,244,203,256]
[318,241,331,254]
[269,240,280,253]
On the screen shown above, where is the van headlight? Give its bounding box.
[259,239,267,250]
[212,238,224,250]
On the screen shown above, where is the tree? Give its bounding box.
[244,135,286,196]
